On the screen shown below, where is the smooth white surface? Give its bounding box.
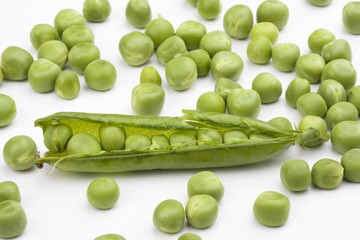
[0,0,359,239]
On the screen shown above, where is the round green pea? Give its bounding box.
[125,134,151,151]
[0,181,21,203]
[156,36,187,66]
[250,22,279,45]
[223,130,248,143]
[153,199,185,233]
[298,115,328,147]
[84,59,117,91]
[187,171,224,202]
[119,31,154,66]
[0,200,27,239]
[210,51,243,81]
[252,72,282,104]
[55,70,80,100]
[28,58,61,93]
[317,79,346,108]
[144,16,174,49]
[214,77,242,100]
[165,56,197,91]
[0,94,16,127]
[38,40,68,68]
[186,49,211,78]
[227,88,261,118]
[341,148,360,182]
[62,25,95,50]
[249,132,274,140]
[308,29,335,55]
[256,0,289,30]
[296,92,327,118]
[272,42,300,72]
[321,39,352,63]
[95,233,126,240]
[223,4,253,40]
[280,159,311,192]
[30,24,59,50]
[196,91,225,113]
[1,46,34,81]
[268,117,293,131]
[199,31,232,58]
[87,177,120,210]
[176,20,207,50]
[170,132,196,148]
[347,85,360,114]
[150,134,169,150]
[67,133,102,155]
[197,0,222,20]
[246,36,272,65]
[185,194,218,229]
[178,233,202,240]
[326,102,358,129]
[321,59,356,91]
[285,78,311,108]
[99,125,126,151]
[295,53,325,84]
[125,0,151,29]
[307,0,332,7]
[331,121,360,154]
[43,123,73,152]
[195,129,223,146]
[3,135,37,171]
[343,2,360,34]
[68,42,100,74]
[83,0,111,22]
[311,158,343,189]
[131,83,165,116]
[54,8,86,37]
[253,191,290,227]
[140,66,162,86]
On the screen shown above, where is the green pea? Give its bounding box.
[187,171,224,202]
[62,25,95,50]
[280,159,311,192]
[343,2,360,34]
[285,78,310,108]
[84,59,117,91]
[30,24,59,50]
[186,49,211,78]
[0,68,2,86]
[38,40,68,68]
[150,134,169,150]
[307,29,335,55]
[250,22,279,45]
[55,70,80,100]
[341,148,360,182]
[317,79,346,109]
[311,158,343,189]
[307,0,332,7]
[156,36,187,66]
[210,51,243,81]
[347,85,360,114]
[0,200,27,238]
[28,58,61,93]
[140,66,162,86]
[223,4,253,40]
[99,125,126,151]
[0,94,16,127]
[197,0,222,20]
[125,134,151,151]
[3,135,37,171]
[294,53,325,84]
[145,15,174,49]
[227,88,261,118]
[178,233,202,240]
[298,115,328,147]
[95,233,126,240]
[199,31,231,58]
[131,83,165,116]
[268,117,293,131]
[83,0,111,22]
[125,0,151,29]
[326,102,358,129]
[296,92,327,118]
[153,199,185,233]
[249,132,274,140]
[54,8,86,37]
[185,194,218,229]
[252,72,282,104]
[176,20,207,50]
[68,42,100,74]
[43,123,73,152]
[170,132,196,148]
[253,191,290,227]
[187,0,198,7]
[223,130,248,143]
[0,46,34,81]
[165,56,197,91]
[256,0,289,30]
[0,181,21,203]
[196,129,223,146]
[246,36,272,65]
[67,133,102,155]
[321,39,352,63]
[196,91,225,113]
[119,31,154,66]
[331,121,360,154]
[272,42,300,72]
[214,77,242,101]
[87,177,120,209]
[321,59,357,91]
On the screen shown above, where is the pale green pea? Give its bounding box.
[214,77,242,100]
[296,92,327,118]
[197,0,222,20]
[321,39,352,63]
[125,0,151,29]
[30,24,59,50]
[153,199,185,233]
[187,0,198,7]
[285,78,310,108]
[84,59,117,91]
[54,8,86,37]
[272,42,300,72]
[150,134,169,150]
[307,0,332,7]
[331,121,360,154]
[43,123,73,152]
[246,36,272,65]
[0,94,16,127]
[178,233,202,240]
[341,148,360,182]
[83,0,111,22]
[268,117,293,131]
[165,56,197,91]
[317,79,346,109]
[0,181,21,203]
[38,40,68,68]
[227,89,261,118]
[222,130,248,143]
[176,20,207,50]
[170,132,196,148]
[156,36,187,66]
[131,83,165,116]
[280,159,311,192]
[185,194,218,229]
[186,49,211,78]
[87,177,120,210]
[0,200,27,239]
[196,91,226,113]
[311,158,343,190]
[223,4,253,40]
[55,70,80,100]
[210,51,243,81]
[28,58,61,93]
[321,59,356,91]
[256,0,289,30]
[199,31,231,58]
[145,15,174,49]
[99,125,126,151]
[187,171,224,202]
[62,25,95,50]
[295,53,325,84]
[298,115,328,147]
[125,134,151,151]
[140,66,162,86]
[68,42,100,74]
[95,233,126,240]
[308,29,335,55]
[250,22,279,45]
[326,102,358,129]
[343,2,360,34]
[1,46,34,81]
[195,129,223,146]
[67,133,102,155]
[249,132,273,140]
[251,72,282,104]
[347,86,360,114]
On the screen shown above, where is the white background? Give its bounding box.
[0,0,360,239]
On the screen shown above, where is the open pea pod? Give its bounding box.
[34,110,329,173]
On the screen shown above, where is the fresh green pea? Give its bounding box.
[285,78,310,108]
[311,158,343,189]
[308,29,335,55]
[186,49,211,78]
[84,59,117,91]
[55,70,80,100]
[223,4,253,40]
[246,36,272,65]
[0,94,16,127]
[150,134,169,150]
[176,20,207,50]
[295,53,325,84]
[196,129,223,146]
[185,194,218,229]
[249,132,273,140]
[87,177,120,209]
[268,117,293,131]
[223,130,248,143]
[199,31,231,58]
[125,0,151,29]
[250,22,279,45]
[227,88,261,118]
[43,123,73,152]
[343,2,360,34]
[251,72,282,104]
[28,58,61,93]
[95,233,126,240]
[145,15,174,49]
[341,148,360,182]
[298,115,328,147]
[1,46,34,81]
[170,132,196,148]
[131,83,165,116]
[196,91,225,113]
[347,85,360,114]
[272,42,300,72]
[280,159,311,192]
[0,181,21,203]
[321,59,356,91]
[214,77,242,100]
[187,0,198,7]
[307,0,332,7]
[331,121,360,154]
[153,199,184,233]
[99,125,126,151]
[125,134,151,151]
[156,36,187,66]
[178,233,202,240]
[38,40,68,68]
[68,42,100,74]
[165,56,197,91]
[296,92,327,118]
[0,200,27,238]
[317,79,346,109]
[187,171,224,202]
[119,31,154,66]
[256,0,289,30]
[197,0,222,20]
[3,135,37,171]
[321,39,352,63]
[67,133,102,155]
[62,25,95,50]
[140,66,162,86]
[30,24,59,50]
[253,191,290,227]
[326,102,358,129]
[210,51,243,81]
[83,0,111,22]
[54,8,86,37]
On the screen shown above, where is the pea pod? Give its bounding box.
[34,110,329,173]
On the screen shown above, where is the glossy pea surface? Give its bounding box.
[125,0,151,29]
[95,233,126,240]
[84,59,117,91]
[176,20,207,50]
[30,24,59,50]
[0,46,34,81]
[178,233,202,240]
[196,91,225,113]
[43,123,73,152]
[307,0,332,7]
[199,31,231,58]
[252,72,282,104]
[331,121,360,154]
[295,53,325,84]
[55,70,80,100]
[223,4,253,40]
[247,36,272,65]
[185,194,218,229]
[197,0,222,20]
[28,58,61,93]
[196,129,223,146]
[280,159,311,192]
[227,88,261,118]
[214,77,242,100]
[256,0,289,30]
[68,42,100,74]
[347,85,360,113]
[321,59,357,91]
[223,130,248,143]
[131,83,165,116]
[268,117,293,131]
[326,102,358,129]
[156,36,187,66]
[308,29,335,55]
[250,22,279,45]
[317,79,346,108]
[272,42,300,72]
[165,56,197,91]
[321,39,352,63]
[62,25,95,49]
[169,132,196,148]
[311,158,343,189]
[87,177,120,209]
[341,148,360,182]
[186,49,211,78]
[99,125,126,151]
[54,8,86,37]
[298,115,327,147]
[296,92,327,118]
[343,2,360,34]
[153,199,185,233]
[83,0,111,22]
[145,16,174,49]
[66,133,102,155]
[187,171,224,202]
[38,40,68,68]
[140,66,162,86]
[0,181,21,203]
[150,135,169,150]
[0,200,27,239]
[0,94,17,127]
[211,51,243,81]
[125,134,151,150]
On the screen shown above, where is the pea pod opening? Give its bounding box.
[34,110,329,173]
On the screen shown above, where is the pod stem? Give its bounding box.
[295,128,330,148]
